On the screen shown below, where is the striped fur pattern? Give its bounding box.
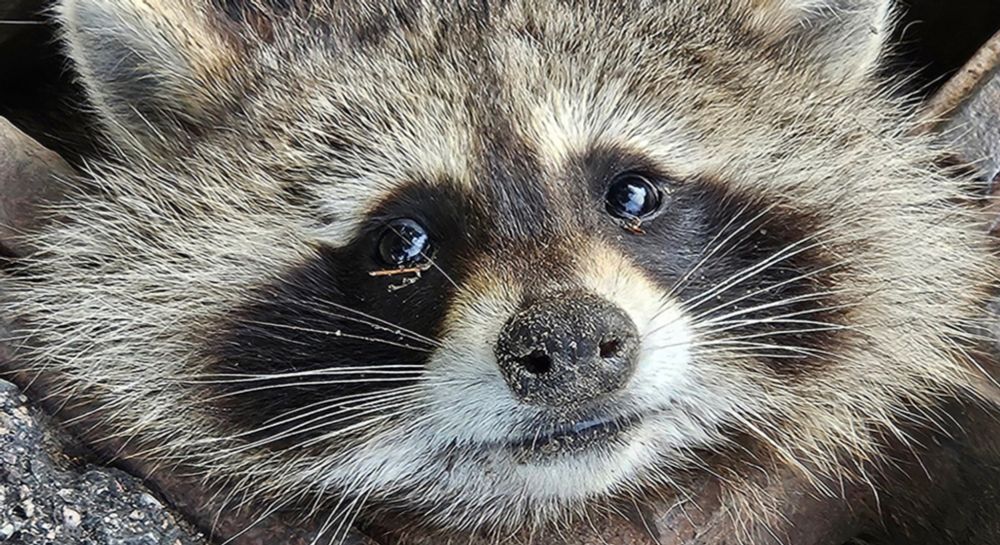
[2,0,998,539]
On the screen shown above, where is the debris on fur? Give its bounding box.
[0,380,208,545]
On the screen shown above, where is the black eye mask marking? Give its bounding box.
[667,189,847,374]
[664,181,851,375]
[203,123,582,452]
[205,136,849,457]
[206,182,474,451]
[202,143,584,453]
[207,246,439,450]
[579,146,851,376]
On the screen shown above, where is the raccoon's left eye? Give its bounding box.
[376,218,432,268]
[605,174,662,220]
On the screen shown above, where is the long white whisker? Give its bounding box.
[257,385,427,427]
[206,396,427,454]
[186,365,425,383]
[693,293,855,331]
[295,295,445,349]
[419,248,460,291]
[238,319,435,353]
[199,376,424,403]
[687,264,851,325]
[665,202,768,299]
[202,386,428,440]
[680,235,833,317]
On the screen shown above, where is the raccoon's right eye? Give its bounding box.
[376,218,432,268]
[605,173,663,221]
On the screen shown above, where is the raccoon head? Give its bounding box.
[15,0,995,535]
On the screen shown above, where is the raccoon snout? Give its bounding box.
[495,292,640,407]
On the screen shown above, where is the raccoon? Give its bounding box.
[2,0,999,542]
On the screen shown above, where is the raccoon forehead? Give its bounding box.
[194,0,891,252]
[278,5,722,158]
[287,53,707,246]
[257,4,863,233]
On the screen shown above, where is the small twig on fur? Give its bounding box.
[622,218,646,235]
[368,266,429,277]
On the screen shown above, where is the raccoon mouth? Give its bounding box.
[508,413,643,458]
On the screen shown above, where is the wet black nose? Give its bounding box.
[495,292,640,407]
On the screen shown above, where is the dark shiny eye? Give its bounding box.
[376,218,432,268]
[605,174,662,220]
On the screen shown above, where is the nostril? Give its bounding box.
[522,350,553,375]
[495,292,642,406]
[599,338,622,359]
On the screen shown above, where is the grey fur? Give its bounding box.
[2,0,999,539]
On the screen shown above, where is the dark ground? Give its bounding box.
[0,381,208,545]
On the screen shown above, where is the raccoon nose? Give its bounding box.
[495,292,640,407]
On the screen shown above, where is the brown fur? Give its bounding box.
[2,0,998,541]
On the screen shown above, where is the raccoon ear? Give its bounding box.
[747,0,893,82]
[59,0,242,147]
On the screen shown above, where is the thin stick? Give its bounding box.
[917,29,1000,135]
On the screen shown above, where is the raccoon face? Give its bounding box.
[30,0,995,533]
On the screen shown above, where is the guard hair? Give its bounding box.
[3,0,999,541]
